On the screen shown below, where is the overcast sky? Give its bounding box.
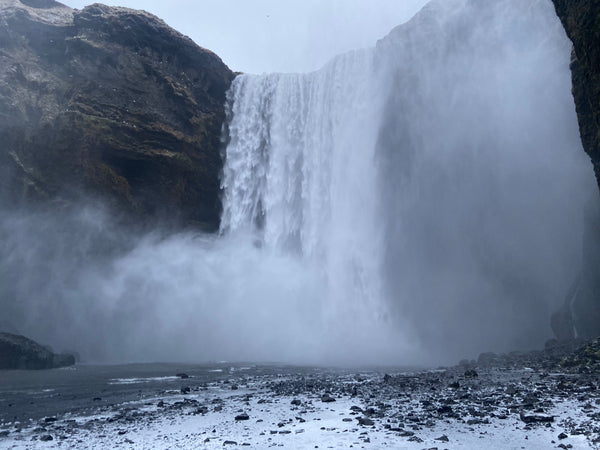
[60,0,430,73]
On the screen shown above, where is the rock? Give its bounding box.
[321,394,336,403]
[558,432,568,440]
[0,332,75,369]
[176,373,189,379]
[464,369,478,378]
[223,441,237,446]
[519,412,554,424]
[435,434,449,442]
[291,399,301,406]
[180,387,190,394]
[39,435,53,441]
[234,413,249,421]
[551,0,600,339]
[0,0,234,230]
[357,417,374,426]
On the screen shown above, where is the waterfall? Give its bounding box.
[1,0,596,365]
[220,49,400,357]
[220,0,597,362]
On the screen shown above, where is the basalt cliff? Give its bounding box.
[0,0,234,230]
[552,0,600,340]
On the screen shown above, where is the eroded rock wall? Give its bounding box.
[552,0,600,339]
[0,0,234,230]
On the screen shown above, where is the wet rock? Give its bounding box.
[0,1,235,229]
[321,394,336,403]
[357,417,374,426]
[176,373,189,379]
[519,412,554,424]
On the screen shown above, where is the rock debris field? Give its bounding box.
[1,343,600,449]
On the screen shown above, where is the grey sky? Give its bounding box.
[60,0,430,73]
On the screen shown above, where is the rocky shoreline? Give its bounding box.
[1,340,600,448]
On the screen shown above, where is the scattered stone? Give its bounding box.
[357,417,375,426]
[223,441,237,446]
[464,369,479,378]
[519,413,554,424]
[235,413,249,421]
[321,394,336,403]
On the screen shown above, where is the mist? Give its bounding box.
[1,0,598,367]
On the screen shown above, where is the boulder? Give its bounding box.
[0,0,235,230]
[0,332,75,369]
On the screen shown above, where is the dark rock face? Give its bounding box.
[0,332,75,369]
[0,0,234,230]
[552,0,600,189]
[552,0,600,339]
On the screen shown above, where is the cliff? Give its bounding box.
[0,0,235,230]
[0,332,75,369]
[552,0,600,339]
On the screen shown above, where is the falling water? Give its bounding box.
[220,0,597,362]
[0,0,597,365]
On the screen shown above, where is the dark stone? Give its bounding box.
[0,1,234,230]
[291,399,301,406]
[464,369,478,378]
[223,441,237,446]
[234,413,249,421]
[558,432,568,440]
[357,417,374,426]
[321,394,336,403]
[176,373,189,379]
[180,387,190,394]
[435,435,449,442]
[39,435,53,441]
[0,332,75,370]
[519,412,554,424]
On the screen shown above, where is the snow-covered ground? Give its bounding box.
[0,366,598,449]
